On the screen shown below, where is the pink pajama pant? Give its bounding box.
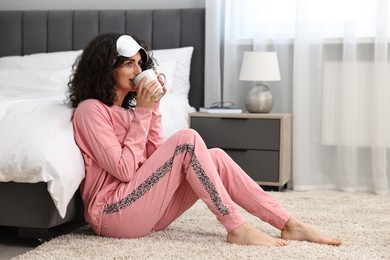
[99,129,291,238]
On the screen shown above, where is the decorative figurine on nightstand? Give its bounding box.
[239,52,281,113]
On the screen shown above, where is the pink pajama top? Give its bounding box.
[72,99,163,229]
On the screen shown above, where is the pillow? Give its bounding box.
[0,50,82,70]
[152,47,194,101]
[0,69,71,93]
[0,47,194,101]
[154,59,177,94]
[159,93,196,140]
[0,50,79,96]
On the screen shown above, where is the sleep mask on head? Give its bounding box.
[115,35,148,63]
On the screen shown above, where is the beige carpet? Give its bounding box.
[15,190,390,259]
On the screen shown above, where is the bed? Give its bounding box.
[0,8,205,240]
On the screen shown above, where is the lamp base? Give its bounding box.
[245,83,274,113]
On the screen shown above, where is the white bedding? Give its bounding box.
[0,47,195,218]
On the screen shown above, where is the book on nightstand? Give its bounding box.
[199,107,243,114]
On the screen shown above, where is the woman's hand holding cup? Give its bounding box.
[134,69,166,103]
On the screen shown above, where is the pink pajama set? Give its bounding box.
[72,99,291,239]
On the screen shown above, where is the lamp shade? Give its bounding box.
[239,52,281,82]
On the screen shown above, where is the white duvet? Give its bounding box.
[0,94,85,218]
[0,47,195,218]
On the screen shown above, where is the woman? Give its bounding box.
[67,32,341,247]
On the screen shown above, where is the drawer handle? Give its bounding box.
[224,148,248,152]
[220,117,248,121]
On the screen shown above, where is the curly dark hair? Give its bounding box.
[67,32,155,109]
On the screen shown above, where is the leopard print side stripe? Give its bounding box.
[103,143,230,216]
[188,150,230,216]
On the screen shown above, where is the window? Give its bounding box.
[234,0,389,38]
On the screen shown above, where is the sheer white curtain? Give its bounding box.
[205,0,390,194]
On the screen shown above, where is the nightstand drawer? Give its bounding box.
[225,150,279,182]
[191,117,280,150]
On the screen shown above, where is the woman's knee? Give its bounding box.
[180,128,200,137]
[209,147,227,158]
[175,128,201,142]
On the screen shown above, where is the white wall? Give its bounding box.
[0,0,205,10]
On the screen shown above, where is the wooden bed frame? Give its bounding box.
[0,8,205,240]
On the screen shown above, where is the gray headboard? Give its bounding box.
[0,9,205,109]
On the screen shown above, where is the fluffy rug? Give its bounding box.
[15,190,390,259]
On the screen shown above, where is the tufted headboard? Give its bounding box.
[0,9,205,109]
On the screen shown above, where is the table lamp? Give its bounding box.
[239,51,281,113]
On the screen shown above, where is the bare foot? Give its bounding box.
[227,222,288,247]
[281,216,342,246]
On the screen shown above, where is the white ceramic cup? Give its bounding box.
[134,69,166,100]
